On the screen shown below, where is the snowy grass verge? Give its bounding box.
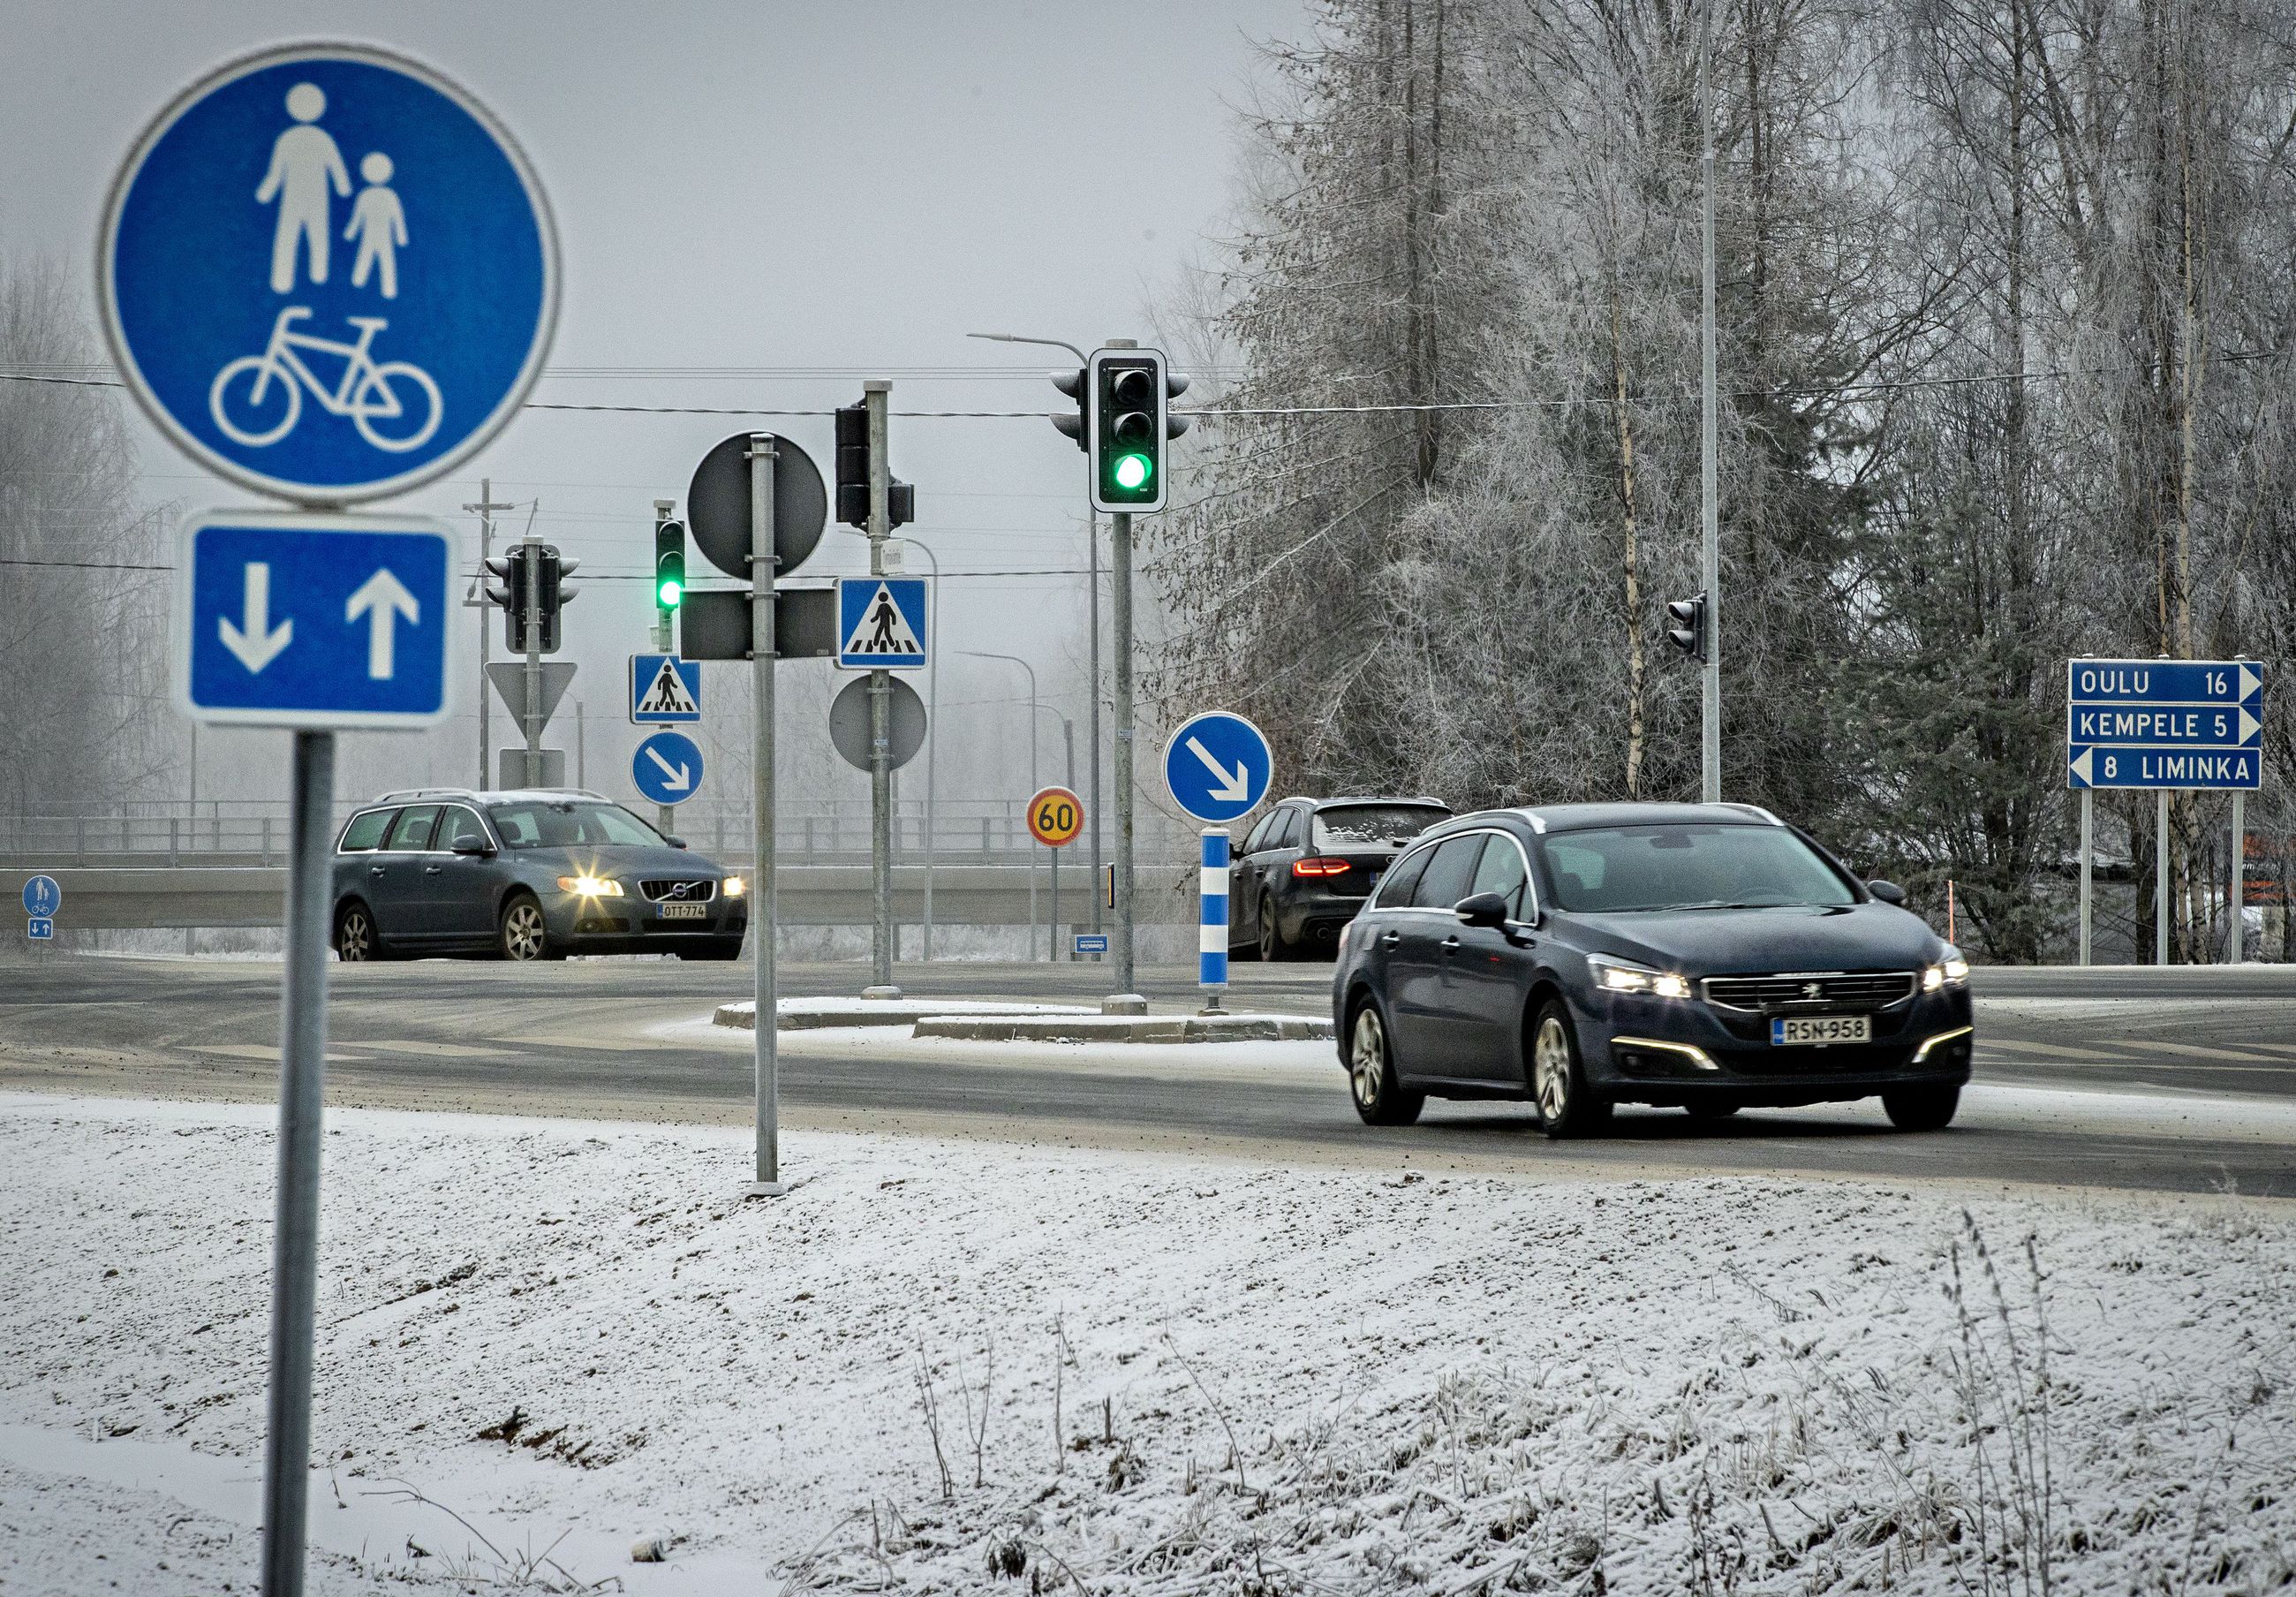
[0,1093,2290,1594]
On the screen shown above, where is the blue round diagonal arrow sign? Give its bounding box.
[1163,712,1273,825]
[631,731,704,807]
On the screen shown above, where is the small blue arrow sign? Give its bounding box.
[1163,711,1273,824]
[630,654,701,724]
[631,730,703,806]
[836,577,929,669]
[177,510,452,727]
[99,43,558,501]
[26,918,54,941]
[22,875,62,918]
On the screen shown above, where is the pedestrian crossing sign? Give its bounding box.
[835,576,929,670]
[628,653,702,724]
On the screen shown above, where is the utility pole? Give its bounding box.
[521,527,543,786]
[865,380,897,995]
[746,433,781,1191]
[1113,499,1137,993]
[464,479,514,788]
[653,497,676,833]
[1088,510,1103,951]
[1698,0,1722,803]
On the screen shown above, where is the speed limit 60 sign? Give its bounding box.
[1027,786,1084,847]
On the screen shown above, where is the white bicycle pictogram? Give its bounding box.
[208,307,442,453]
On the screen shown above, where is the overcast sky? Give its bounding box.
[1,0,1310,807]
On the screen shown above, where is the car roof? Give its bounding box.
[361,788,616,807]
[1268,795,1451,811]
[1427,801,1784,837]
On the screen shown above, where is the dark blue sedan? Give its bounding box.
[329,788,747,962]
[1330,802,1974,1135]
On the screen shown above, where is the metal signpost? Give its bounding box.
[2066,657,2264,965]
[631,730,704,807]
[1028,785,1083,961]
[23,874,60,941]
[1162,712,1274,1013]
[685,430,829,1193]
[102,42,555,1597]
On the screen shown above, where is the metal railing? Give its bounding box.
[0,798,1191,869]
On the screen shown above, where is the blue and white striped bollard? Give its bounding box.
[1199,828,1229,1011]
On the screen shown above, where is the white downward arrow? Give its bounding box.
[1187,736,1251,803]
[645,746,692,791]
[346,568,420,680]
[218,562,292,672]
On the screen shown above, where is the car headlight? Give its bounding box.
[1589,953,1691,1000]
[721,875,745,898]
[556,874,623,897]
[1922,945,1970,991]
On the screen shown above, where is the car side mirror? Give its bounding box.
[451,836,492,858]
[1454,891,1510,928]
[1866,879,1906,905]
[664,835,688,850]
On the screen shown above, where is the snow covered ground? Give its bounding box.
[2,1091,2292,1594]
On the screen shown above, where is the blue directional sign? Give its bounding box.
[630,654,702,725]
[26,918,54,941]
[836,577,929,670]
[2067,657,2263,791]
[22,875,62,918]
[177,510,453,728]
[1074,933,1110,955]
[99,43,558,502]
[1163,711,1274,825]
[631,730,704,806]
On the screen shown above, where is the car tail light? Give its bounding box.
[1292,858,1352,878]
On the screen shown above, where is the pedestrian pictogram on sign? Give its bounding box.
[835,577,929,670]
[629,654,701,725]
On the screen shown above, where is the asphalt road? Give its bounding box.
[3,953,2292,1198]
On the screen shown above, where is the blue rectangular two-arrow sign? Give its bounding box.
[2066,656,2263,791]
[176,510,456,728]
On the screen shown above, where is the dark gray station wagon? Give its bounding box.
[330,788,747,962]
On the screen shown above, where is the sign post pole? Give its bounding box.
[1112,509,1136,995]
[747,434,781,1192]
[2231,791,2245,965]
[260,728,333,1597]
[865,382,897,994]
[2077,788,2092,967]
[2156,790,2171,966]
[1199,829,1229,1014]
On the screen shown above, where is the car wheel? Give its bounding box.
[676,938,745,962]
[1345,1000,1423,1126]
[334,902,382,963]
[498,894,555,962]
[1684,1101,1741,1122]
[1882,1084,1960,1132]
[1258,896,1288,963]
[1531,1001,1611,1139]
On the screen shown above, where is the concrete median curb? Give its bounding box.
[713,999,1098,1033]
[910,1013,1333,1044]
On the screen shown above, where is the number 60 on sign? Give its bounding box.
[1028,786,1084,847]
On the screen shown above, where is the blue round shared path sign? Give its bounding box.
[631,731,704,808]
[22,874,63,919]
[99,42,558,503]
[1163,711,1274,825]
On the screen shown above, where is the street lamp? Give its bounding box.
[968,330,1105,947]
[961,647,1044,959]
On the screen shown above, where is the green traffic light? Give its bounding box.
[1113,453,1152,491]
[657,579,682,609]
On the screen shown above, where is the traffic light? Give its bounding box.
[835,397,917,530]
[1050,368,1086,450]
[1086,348,1187,512]
[1665,592,1708,662]
[654,518,685,615]
[534,545,578,654]
[484,544,578,653]
[482,548,532,652]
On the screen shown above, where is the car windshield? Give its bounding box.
[1537,824,1856,912]
[486,800,666,850]
[1313,805,1449,849]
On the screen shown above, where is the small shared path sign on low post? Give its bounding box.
[2066,657,2267,965]
[101,42,558,1597]
[23,874,61,941]
[1162,712,1274,1013]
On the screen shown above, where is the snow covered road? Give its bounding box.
[2,1090,2291,1593]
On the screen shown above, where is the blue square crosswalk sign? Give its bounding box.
[630,654,702,724]
[836,577,929,670]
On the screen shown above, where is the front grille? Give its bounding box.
[639,878,716,904]
[1702,971,1917,1011]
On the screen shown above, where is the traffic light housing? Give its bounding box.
[1665,592,1708,662]
[835,397,917,530]
[1050,368,1086,450]
[482,548,531,653]
[1086,348,1188,512]
[484,544,578,653]
[534,545,578,654]
[654,518,685,615]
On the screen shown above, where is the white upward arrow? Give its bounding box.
[645,746,692,791]
[218,562,292,672]
[1187,736,1252,803]
[346,568,420,680]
